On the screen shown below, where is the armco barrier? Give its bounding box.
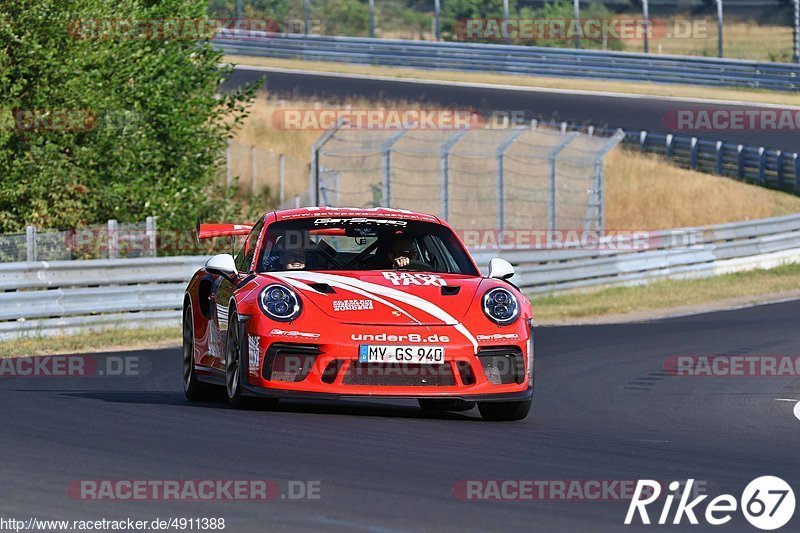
[213,32,800,91]
[2,214,800,338]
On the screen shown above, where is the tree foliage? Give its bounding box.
[0,0,258,232]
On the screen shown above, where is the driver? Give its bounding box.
[386,238,418,269]
[281,249,306,270]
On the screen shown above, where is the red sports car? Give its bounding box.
[183,207,533,421]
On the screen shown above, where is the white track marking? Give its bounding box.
[234,65,800,110]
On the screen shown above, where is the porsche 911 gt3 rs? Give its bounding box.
[183,207,534,421]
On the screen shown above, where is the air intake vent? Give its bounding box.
[441,285,460,295]
[309,282,336,294]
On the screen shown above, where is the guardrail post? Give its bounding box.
[496,127,527,232]
[547,132,579,231]
[25,226,36,262]
[715,141,724,175]
[690,137,699,170]
[440,130,468,220]
[737,144,745,179]
[777,151,785,189]
[758,147,766,185]
[639,130,648,152]
[666,134,674,160]
[145,216,157,258]
[108,219,118,260]
[382,130,407,207]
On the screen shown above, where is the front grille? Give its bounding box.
[478,346,525,385]
[263,343,320,382]
[343,362,456,387]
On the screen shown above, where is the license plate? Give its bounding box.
[358,345,445,364]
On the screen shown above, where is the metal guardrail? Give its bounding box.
[2,214,800,338]
[214,32,800,91]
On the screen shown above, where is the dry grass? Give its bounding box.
[225,55,800,107]
[532,263,800,323]
[604,149,800,230]
[0,327,180,358]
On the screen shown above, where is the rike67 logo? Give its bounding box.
[626,477,795,530]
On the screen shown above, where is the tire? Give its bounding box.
[183,304,217,402]
[418,399,476,412]
[478,399,532,421]
[225,310,252,409]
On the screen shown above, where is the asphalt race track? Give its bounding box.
[2,300,799,531]
[221,67,800,153]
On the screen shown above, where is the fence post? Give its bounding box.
[547,132,579,231]
[310,118,346,206]
[715,0,724,58]
[226,139,232,190]
[369,0,375,38]
[496,127,527,232]
[642,0,650,53]
[25,226,37,262]
[250,145,258,196]
[758,147,766,185]
[279,153,286,205]
[434,0,441,41]
[108,219,118,260]
[777,151,785,189]
[305,0,311,34]
[587,130,626,233]
[382,130,407,208]
[440,130,468,220]
[715,141,724,175]
[794,0,800,63]
[145,216,157,258]
[639,130,648,152]
[690,137,698,170]
[573,0,580,49]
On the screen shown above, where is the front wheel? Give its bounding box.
[225,311,252,409]
[478,399,532,421]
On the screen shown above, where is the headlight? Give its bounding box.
[482,287,519,325]
[259,284,302,322]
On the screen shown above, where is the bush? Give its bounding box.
[0,0,259,232]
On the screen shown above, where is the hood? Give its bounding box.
[266,270,483,326]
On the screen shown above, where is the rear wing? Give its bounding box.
[196,222,254,241]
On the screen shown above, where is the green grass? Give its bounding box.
[532,262,800,322]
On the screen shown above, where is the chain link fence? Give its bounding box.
[310,124,624,233]
[0,219,157,263]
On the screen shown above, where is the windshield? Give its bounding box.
[256,218,478,275]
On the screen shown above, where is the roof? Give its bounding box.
[273,207,441,223]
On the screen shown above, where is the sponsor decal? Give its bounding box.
[313,217,407,227]
[269,328,320,340]
[382,272,448,287]
[332,299,374,312]
[476,333,520,342]
[248,335,260,370]
[625,477,795,530]
[351,333,450,343]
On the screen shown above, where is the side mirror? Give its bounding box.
[205,253,238,281]
[488,258,514,280]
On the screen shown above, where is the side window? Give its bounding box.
[234,221,263,273]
